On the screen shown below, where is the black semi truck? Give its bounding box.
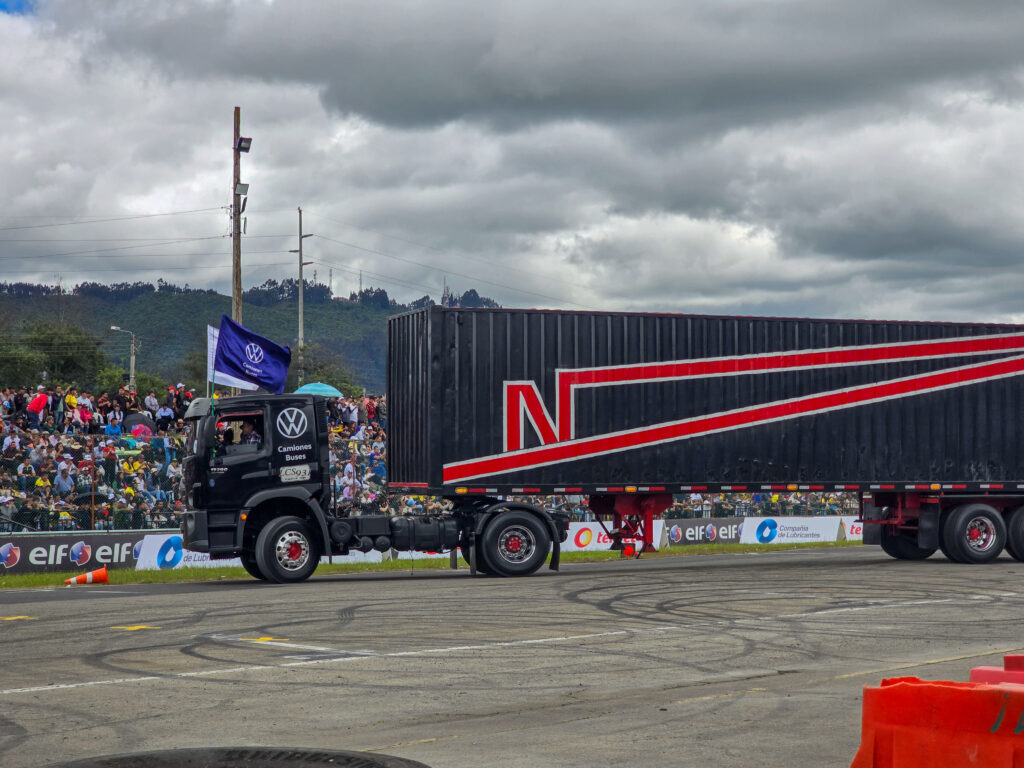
[181,306,1024,581]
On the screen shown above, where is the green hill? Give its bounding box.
[0,281,400,394]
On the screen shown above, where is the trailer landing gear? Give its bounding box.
[589,493,673,555]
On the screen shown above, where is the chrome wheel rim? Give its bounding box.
[275,530,311,570]
[497,525,536,564]
[964,517,997,553]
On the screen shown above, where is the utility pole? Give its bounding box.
[232,106,242,325]
[128,333,137,392]
[289,207,313,386]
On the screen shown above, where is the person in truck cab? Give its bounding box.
[240,419,262,445]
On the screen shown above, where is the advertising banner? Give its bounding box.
[666,518,744,546]
[563,521,665,553]
[839,516,864,542]
[136,533,453,571]
[0,531,146,574]
[739,516,843,545]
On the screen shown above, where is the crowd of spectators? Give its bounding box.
[1,383,194,531]
[3,381,858,533]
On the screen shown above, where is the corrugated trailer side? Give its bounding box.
[386,308,434,488]
[412,308,1024,492]
[387,307,1024,565]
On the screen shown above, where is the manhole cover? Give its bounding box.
[44,747,430,768]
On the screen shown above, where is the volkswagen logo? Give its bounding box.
[276,407,308,438]
[245,343,264,364]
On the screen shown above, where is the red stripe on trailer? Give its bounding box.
[552,332,1024,442]
[391,482,429,488]
[444,354,1024,483]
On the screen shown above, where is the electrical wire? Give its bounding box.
[313,233,595,309]
[0,207,226,232]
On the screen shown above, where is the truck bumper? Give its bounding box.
[180,509,210,553]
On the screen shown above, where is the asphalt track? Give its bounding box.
[2,547,1023,768]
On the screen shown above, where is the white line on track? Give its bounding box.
[1,626,678,696]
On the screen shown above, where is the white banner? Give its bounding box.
[839,516,864,542]
[206,325,259,391]
[739,516,843,545]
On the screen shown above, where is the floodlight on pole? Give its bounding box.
[236,136,252,152]
[234,182,249,196]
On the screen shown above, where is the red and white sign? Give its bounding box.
[563,521,665,553]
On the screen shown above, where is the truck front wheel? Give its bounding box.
[481,511,551,577]
[941,504,1006,564]
[879,527,936,560]
[240,551,267,580]
[255,516,321,583]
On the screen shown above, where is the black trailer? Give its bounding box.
[388,306,1024,563]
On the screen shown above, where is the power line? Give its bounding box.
[313,234,595,310]
[0,259,293,276]
[0,207,226,232]
[304,210,541,281]
[0,235,230,261]
[311,258,441,297]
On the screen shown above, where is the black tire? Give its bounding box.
[254,516,321,583]
[240,551,267,580]
[879,526,937,560]
[941,504,1006,564]
[937,509,963,563]
[480,510,551,577]
[1005,506,1024,562]
[459,536,492,575]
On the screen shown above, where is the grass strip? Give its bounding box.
[0,540,861,589]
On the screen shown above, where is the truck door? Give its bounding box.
[207,406,275,508]
[267,399,321,491]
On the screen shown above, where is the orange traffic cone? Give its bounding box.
[64,566,109,586]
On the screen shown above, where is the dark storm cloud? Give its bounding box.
[44,0,1024,131]
[5,0,1024,323]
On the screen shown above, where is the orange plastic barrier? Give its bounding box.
[849,676,1024,767]
[971,655,1024,687]
[64,566,109,586]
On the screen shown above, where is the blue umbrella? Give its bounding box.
[295,382,344,398]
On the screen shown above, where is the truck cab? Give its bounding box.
[180,393,566,582]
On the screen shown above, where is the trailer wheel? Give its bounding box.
[1005,506,1024,562]
[481,510,551,577]
[878,527,936,560]
[240,551,267,580]
[942,504,1006,564]
[254,516,321,583]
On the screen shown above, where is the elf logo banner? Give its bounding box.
[443,331,1024,484]
[667,519,743,546]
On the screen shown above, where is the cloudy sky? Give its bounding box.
[2,0,1024,322]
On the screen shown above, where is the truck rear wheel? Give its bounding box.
[879,527,936,560]
[480,510,550,577]
[1005,506,1024,562]
[255,516,321,583]
[941,504,1006,564]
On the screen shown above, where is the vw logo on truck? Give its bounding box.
[276,408,308,438]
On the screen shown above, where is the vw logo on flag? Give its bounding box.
[276,407,308,438]
[245,343,265,364]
